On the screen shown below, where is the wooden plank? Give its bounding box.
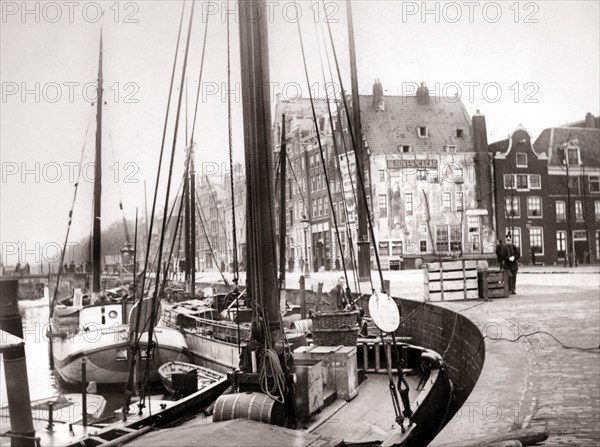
[427,269,478,281]
[425,260,478,271]
[486,271,505,282]
[428,289,479,302]
[427,278,478,292]
[434,426,548,447]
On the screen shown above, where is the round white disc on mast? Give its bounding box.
[368,293,400,333]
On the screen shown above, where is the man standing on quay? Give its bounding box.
[502,234,520,294]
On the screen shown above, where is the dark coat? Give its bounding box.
[502,244,520,270]
[329,284,347,310]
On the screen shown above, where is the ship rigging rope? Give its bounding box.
[195,189,230,287]
[317,20,362,294]
[137,1,186,348]
[226,0,239,283]
[312,19,358,293]
[205,175,233,256]
[108,131,130,246]
[142,0,197,407]
[50,117,92,316]
[296,19,351,294]
[322,0,386,292]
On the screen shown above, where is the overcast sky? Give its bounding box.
[1,0,599,266]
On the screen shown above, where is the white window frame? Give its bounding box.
[555,200,566,221]
[595,200,600,222]
[505,196,521,218]
[527,196,543,218]
[589,175,600,193]
[516,153,528,168]
[504,174,515,189]
[516,174,529,191]
[443,192,452,213]
[556,230,567,260]
[575,200,584,221]
[417,126,428,138]
[378,194,388,218]
[456,192,464,212]
[529,174,541,189]
[529,227,544,256]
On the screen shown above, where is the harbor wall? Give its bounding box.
[394,298,484,425]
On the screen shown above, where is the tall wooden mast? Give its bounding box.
[346,1,370,281]
[92,33,103,293]
[238,0,280,338]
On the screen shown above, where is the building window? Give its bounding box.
[575,200,583,221]
[589,175,600,193]
[455,167,464,183]
[417,169,427,181]
[378,194,388,218]
[555,201,566,221]
[529,174,541,189]
[566,147,580,165]
[436,226,449,252]
[568,177,580,194]
[556,231,566,259]
[468,216,480,252]
[405,193,413,216]
[443,192,452,213]
[529,227,543,255]
[400,145,411,153]
[505,196,520,218]
[378,241,390,256]
[595,201,600,221]
[516,174,529,190]
[312,199,317,218]
[516,153,528,168]
[420,240,427,252]
[505,227,521,251]
[527,196,542,218]
[417,126,428,138]
[456,129,463,138]
[596,231,600,260]
[504,174,515,189]
[429,169,439,183]
[391,241,402,255]
[450,225,462,252]
[445,145,457,153]
[378,169,385,182]
[456,192,464,212]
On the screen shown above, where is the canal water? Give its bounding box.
[0,297,128,420]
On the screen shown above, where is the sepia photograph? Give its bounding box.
[1,1,599,446]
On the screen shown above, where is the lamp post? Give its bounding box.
[301,215,310,278]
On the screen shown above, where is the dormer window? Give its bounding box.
[566,147,580,165]
[417,126,428,138]
[516,153,528,168]
[456,129,463,138]
[400,145,411,153]
[445,145,457,153]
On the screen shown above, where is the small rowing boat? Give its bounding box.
[158,361,226,395]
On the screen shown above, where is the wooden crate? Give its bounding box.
[293,359,324,421]
[478,270,510,299]
[424,260,479,301]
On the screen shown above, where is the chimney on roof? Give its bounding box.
[585,112,596,128]
[416,82,429,105]
[472,110,493,231]
[372,78,384,111]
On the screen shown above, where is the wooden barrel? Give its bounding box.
[290,319,312,334]
[212,392,287,427]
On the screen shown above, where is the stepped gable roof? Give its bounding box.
[359,95,474,154]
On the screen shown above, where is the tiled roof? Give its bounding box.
[488,138,509,154]
[359,95,474,154]
[534,127,600,167]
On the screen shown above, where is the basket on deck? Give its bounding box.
[311,311,359,346]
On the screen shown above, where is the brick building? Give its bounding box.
[533,113,600,264]
[490,113,599,265]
